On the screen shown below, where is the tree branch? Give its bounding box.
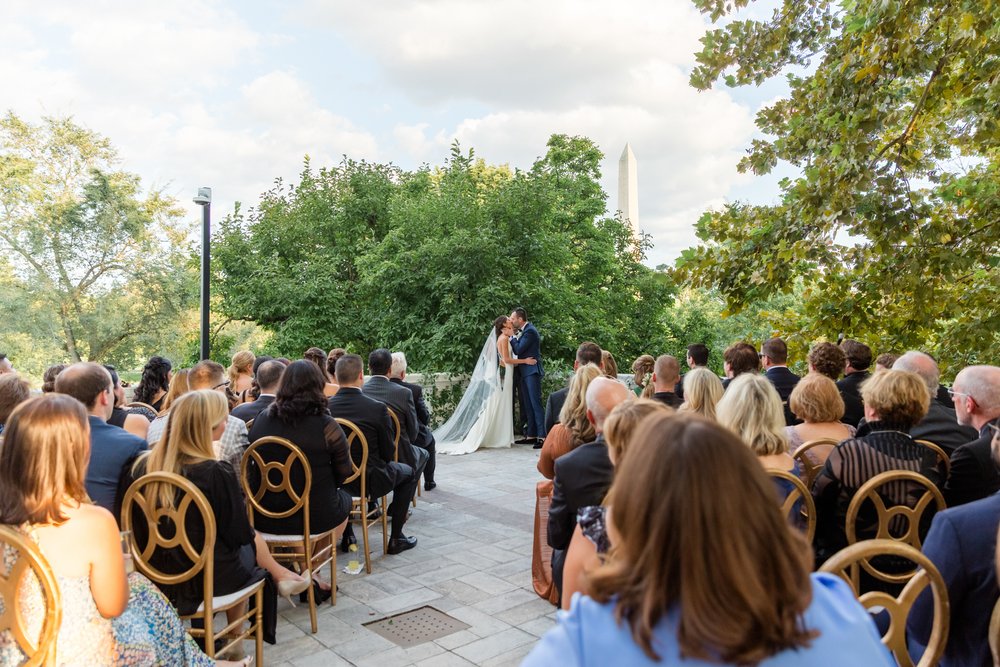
[868,56,946,169]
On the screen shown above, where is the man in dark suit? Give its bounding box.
[894,351,977,455]
[907,489,1000,666]
[548,377,630,593]
[363,348,429,482]
[837,339,872,425]
[328,354,419,554]
[55,363,148,520]
[544,341,603,436]
[761,337,800,425]
[651,354,683,408]
[231,360,284,423]
[389,351,437,490]
[806,342,864,427]
[676,343,709,400]
[943,365,1000,507]
[509,307,545,446]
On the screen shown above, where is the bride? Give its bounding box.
[434,316,537,455]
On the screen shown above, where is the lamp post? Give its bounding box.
[193,187,212,361]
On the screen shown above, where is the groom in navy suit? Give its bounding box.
[509,307,545,446]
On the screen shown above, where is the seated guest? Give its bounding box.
[304,346,338,397]
[721,341,759,389]
[328,354,420,555]
[548,377,630,593]
[650,354,682,408]
[389,352,437,490]
[893,351,977,454]
[0,372,31,435]
[327,348,346,380]
[244,355,274,402]
[227,350,255,401]
[147,361,249,470]
[630,354,654,398]
[104,364,150,440]
[545,342,603,435]
[157,368,191,417]
[761,337,801,425]
[231,360,283,423]
[808,341,864,428]
[601,350,618,380]
[875,352,898,372]
[41,363,66,393]
[524,413,894,667]
[132,355,173,412]
[837,339,872,424]
[560,399,671,609]
[813,369,941,564]
[0,394,249,666]
[363,348,428,481]
[908,448,1000,667]
[55,362,148,517]
[538,363,603,479]
[786,374,855,464]
[677,367,724,420]
[943,365,1000,506]
[676,342,710,400]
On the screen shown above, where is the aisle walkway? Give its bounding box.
[270,445,554,666]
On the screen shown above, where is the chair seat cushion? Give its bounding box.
[257,530,330,542]
[196,579,265,612]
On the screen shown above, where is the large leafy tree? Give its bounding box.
[677,0,1000,371]
[0,113,196,369]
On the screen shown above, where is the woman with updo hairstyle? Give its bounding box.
[326,348,346,378]
[537,363,603,479]
[304,346,338,397]
[630,355,654,397]
[524,413,894,666]
[41,364,66,393]
[601,350,619,380]
[227,350,255,399]
[677,367,724,420]
[813,369,940,564]
[560,399,672,609]
[132,355,173,412]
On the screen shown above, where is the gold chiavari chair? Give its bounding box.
[792,438,841,488]
[334,418,388,574]
[913,439,951,478]
[386,407,419,506]
[0,525,61,666]
[766,468,817,543]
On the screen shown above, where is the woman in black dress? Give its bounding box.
[133,355,173,412]
[248,360,353,592]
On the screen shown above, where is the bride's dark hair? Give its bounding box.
[494,316,509,337]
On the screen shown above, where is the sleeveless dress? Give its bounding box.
[437,339,515,455]
[0,526,213,666]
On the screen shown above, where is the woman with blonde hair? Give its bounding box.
[159,368,190,413]
[537,364,603,479]
[524,414,894,666]
[128,390,309,647]
[0,394,249,665]
[630,355,654,397]
[560,399,672,609]
[227,351,255,400]
[677,367,724,420]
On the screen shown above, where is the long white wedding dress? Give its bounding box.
[434,329,515,455]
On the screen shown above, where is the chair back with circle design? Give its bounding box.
[766,468,817,543]
[820,539,949,667]
[913,439,950,477]
[241,436,312,533]
[845,469,945,584]
[0,525,62,665]
[386,408,401,463]
[792,438,841,487]
[333,418,367,499]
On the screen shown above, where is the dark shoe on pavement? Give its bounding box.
[386,535,418,555]
[339,533,357,553]
[532,438,544,449]
[514,437,535,445]
[424,481,436,491]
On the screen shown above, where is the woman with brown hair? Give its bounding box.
[524,413,893,666]
[227,351,255,400]
[537,363,603,479]
[601,350,619,380]
[304,346,338,397]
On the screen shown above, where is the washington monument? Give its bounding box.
[618,143,638,227]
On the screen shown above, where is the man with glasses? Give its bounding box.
[942,365,1000,506]
[892,351,976,454]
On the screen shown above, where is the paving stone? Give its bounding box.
[452,627,537,663]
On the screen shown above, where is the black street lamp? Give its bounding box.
[193,187,212,361]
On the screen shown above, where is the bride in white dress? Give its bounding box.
[434,316,537,455]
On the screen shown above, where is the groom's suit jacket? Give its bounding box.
[510,322,544,377]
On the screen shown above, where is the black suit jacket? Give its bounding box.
[231,395,275,423]
[840,389,865,429]
[392,378,434,448]
[944,421,1000,507]
[363,376,420,468]
[548,438,613,552]
[910,402,978,456]
[765,366,801,425]
[326,388,397,497]
[545,386,569,435]
[652,391,683,409]
[837,371,870,403]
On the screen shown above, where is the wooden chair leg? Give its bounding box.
[254,589,264,665]
[361,513,372,574]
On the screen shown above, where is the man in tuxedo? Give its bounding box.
[676,343,709,400]
[509,307,545,446]
[651,355,683,408]
[548,377,630,593]
[943,365,1000,507]
[807,342,864,427]
[231,360,283,423]
[893,351,977,454]
[544,341,603,436]
[389,351,437,490]
[761,337,801,425]
[55,363,148,520]
[328,354,419,554]
[837,339,872,423]
[363,348,429,482]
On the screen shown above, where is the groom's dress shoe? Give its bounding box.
[424,481,437,491]
[387,535,418,555]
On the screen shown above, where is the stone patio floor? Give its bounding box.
[268,444,554,667]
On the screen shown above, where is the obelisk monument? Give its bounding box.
[618,143,638,227]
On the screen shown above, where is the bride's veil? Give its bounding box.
[433,329,500,445]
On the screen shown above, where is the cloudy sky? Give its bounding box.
[1,0,791,266]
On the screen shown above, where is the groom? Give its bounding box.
[509,307,545,447]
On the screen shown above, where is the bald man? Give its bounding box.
[547,377,631,593]
[651,355,682,408]
[943,365,1000,506]
[893,352,976,454]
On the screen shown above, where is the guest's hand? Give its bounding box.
[524,358,537,365]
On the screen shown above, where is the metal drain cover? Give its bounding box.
[363,605,470,648]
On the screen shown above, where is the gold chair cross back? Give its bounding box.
[0,525,62,665]
[335,418,387,574]
[242,437,308,520]
[913,439,950,477]
[792,437,841,488]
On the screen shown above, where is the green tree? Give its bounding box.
[0,112,196,371]
[678,0,1000,373]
